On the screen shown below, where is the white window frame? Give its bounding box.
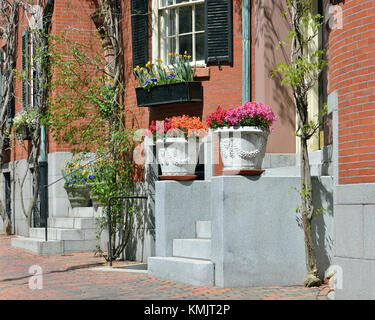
[152,0,206,67]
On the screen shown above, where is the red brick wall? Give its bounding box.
[10,0,289,167]
[47,0,100,154]
[11,6,31,162]
[123,0,244,129]
[328,0,375,184]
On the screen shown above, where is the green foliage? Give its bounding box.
[288,184,326,216]
[133,52,196,91]
[12,105,39,131]
[272,51,327,90]
[62,154,106,186]
[46,32,140,261]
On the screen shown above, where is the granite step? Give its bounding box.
[29,227,84,241]
[173,238,211,260]
[11,236,99,255]
[11,236,63,255]
[148,256,214,286]
[196,221,211,239]
[48,217,97,229]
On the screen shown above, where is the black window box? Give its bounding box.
[136,81,203,107]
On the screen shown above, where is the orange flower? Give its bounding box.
[169,115,208,138]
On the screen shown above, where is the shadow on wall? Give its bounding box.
[294,177,334,279]
[125,168,156,262]
[256,0,295,130]
[312,177,334,279]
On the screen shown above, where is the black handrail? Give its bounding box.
[107,195,147,267]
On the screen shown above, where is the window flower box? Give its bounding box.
[136,81,203,107]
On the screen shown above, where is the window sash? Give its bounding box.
[159,0,205,63]
[159,0,204,10]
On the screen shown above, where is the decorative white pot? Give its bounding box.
[215,126,269,171]
[157,137,200,176]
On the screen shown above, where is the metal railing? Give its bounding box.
[107,195,148,267]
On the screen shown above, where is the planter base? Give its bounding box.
[159,175,197,181]
[222,169,264,176]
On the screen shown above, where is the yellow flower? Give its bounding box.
[179,54,182,58]
[140,67,144,71]
[168,53,172,56]
[188,55,191,59]
[82,170,86,176]
[184,50,187,55]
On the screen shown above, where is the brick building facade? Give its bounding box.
[327,0,375,300]
[0,0,374,298]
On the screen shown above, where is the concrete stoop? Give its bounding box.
[11,207,103,255]
[263,163,332,177]
[148,220,215,286]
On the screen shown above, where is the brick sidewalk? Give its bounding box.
[0,235,329,300]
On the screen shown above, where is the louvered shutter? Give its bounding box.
[22,31,29,107]
[131,0,148,68]
[7,85,14,123]
[32,44,39,108]
[205,0,233,64]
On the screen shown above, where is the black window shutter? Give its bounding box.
[32,45,39,108]
[7,85,14,123]
[205,0,233,64]
[131,0,148,68]
[22,31,29,107]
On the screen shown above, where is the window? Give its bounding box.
[158,0,205,64]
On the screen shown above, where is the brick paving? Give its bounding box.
[0,235,329,300]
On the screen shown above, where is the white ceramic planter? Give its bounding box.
[215,126,269,171]
[157,137,200,176]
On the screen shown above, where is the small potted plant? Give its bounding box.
[134,53,203,107]
[206,102,277,174]
[147,115,207,179]
[12,106,39,140]
[62,158,94,208]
